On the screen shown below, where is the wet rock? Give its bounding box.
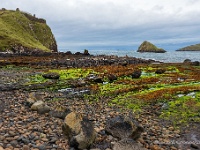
[113,138,147,150]
[192,61,200,66]
[107,74,117,82]
[42,72,60,79]
[62,112,96,149]
[132,70,142,78]
[87,75,103,83]
[155,69,166,74]
[105,115,144,140]
[191,143,199,149]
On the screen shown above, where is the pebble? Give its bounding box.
[191,144,199,149]
[0,85,198,150]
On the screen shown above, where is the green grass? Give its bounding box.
[0,9,55,52]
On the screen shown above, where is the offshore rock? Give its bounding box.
[137,41,166,53]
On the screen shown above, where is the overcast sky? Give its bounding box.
[1,0,200,51]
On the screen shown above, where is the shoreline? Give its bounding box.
[0,53,200,150]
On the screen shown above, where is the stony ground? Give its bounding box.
[0,54,200,150]
[1,89,200,150]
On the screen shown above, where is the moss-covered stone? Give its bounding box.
[137,41,166,53]
[0,9,57,52]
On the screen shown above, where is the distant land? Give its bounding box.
[0,8,57,53]
[177,43,200,51]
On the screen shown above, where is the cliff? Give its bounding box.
[137,41,166,53]
[0,8,57,53]
[177,43,200,51]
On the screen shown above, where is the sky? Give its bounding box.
[1,0,200,51]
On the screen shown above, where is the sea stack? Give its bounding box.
[137,41,166,53]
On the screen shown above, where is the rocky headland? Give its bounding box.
[0,8,57,53]
[137,41,166,53]
[177,43,200,51]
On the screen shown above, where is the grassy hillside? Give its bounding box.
[177,43,200,51]
[0,9,57,52]
[137,41,166,53]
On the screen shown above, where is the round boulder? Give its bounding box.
[132,70,142,78]
[62,112,96,149]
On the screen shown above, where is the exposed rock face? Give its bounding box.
[137,41,166,53]
[177,43,200,51]
[62,112,96,149]
[0,9,57,52]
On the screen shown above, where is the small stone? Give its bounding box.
[22,145,29,150]
[0,135,5,141]
[10,140,18,147]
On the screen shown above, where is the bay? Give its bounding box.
[62,49,200,63]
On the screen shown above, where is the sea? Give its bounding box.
[61,49,200,63]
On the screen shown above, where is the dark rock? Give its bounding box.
[183,59,192,63]
[191,144,199,149]
[132,70,142,78]
[113,138,147,150]
[83,49,90,55]
[192,61,200,66]
[105,115,144,140]
[42,72,60,79]
[37,105,51,114]
[10,140,18,147]
[107,74,117,82]
[87,75,103,83]
[49,108,71,119]
[62,112,96,149]
[155,69,166,74]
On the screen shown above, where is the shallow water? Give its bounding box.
[63,49,200,63]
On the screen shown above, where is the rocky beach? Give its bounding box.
[0,52,200,150]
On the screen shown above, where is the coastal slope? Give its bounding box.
[0,8,57,53]
[137,41,166,53]
[177,43,200,51]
